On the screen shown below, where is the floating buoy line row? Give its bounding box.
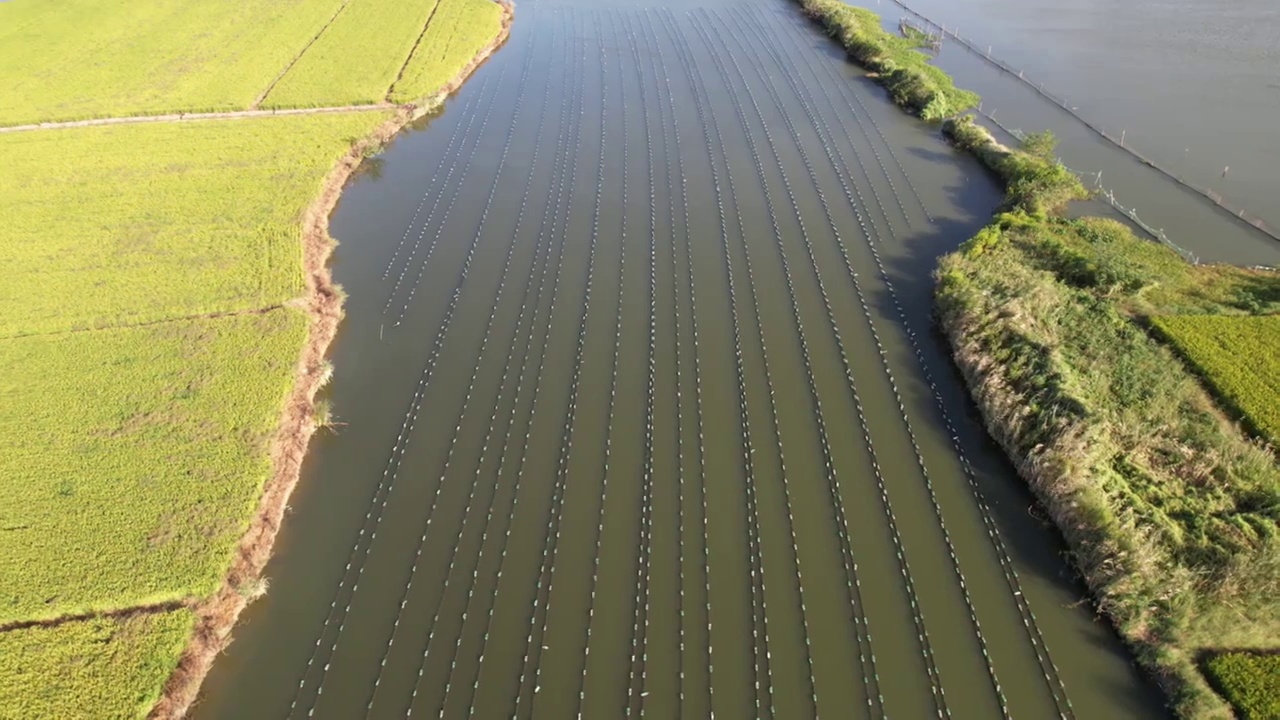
[381,65,506,318]
[302,21,542,719]
[381,78,488,281]
[720,7,1013,715]
[399,18,566,720]
[508,8,601,719]
[283,46,518,720]
[754,10,1075,716]
[713,7,899,715]
[637,12,692,718]
[665,10,774,718]
[282,7,1084,717]
[755,6,934,226]
[754,10,1076,716]
[650,11,719,718]
[689,10,833,718]
[459,11,588,718]
[558,9,624,719]
[613,10,660,720]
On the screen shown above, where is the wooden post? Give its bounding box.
[1120,129,1126,147]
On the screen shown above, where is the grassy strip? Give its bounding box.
[388,0,505,104]
[931,117,1280,717]
[795,0,978,121]
[0,310,307,624]
[1203,652,1280,720]
[261,0,443,108]
[1151,316,1280,444]
[0,609,194,719]
[0,0,346,126]
[0,112,391,339]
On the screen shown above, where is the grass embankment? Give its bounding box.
[0,0,507,715]
[795,0,978,121]
[934,116,1280,717]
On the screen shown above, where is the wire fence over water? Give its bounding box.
[884,0,1280,247]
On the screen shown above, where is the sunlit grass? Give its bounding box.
[262,0,443,108]
[0,310,305,623]
[0,111,390,339]
[0,0,345,125]
[0,609,194,719]
[389,0,505,104]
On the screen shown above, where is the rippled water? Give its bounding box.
[194,3,1174,718]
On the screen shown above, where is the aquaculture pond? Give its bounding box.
[195,2,1173,718]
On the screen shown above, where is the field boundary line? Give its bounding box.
[0,104,396,134]
[0,305,286,343]
[0,599,196,634]
[252,0,358,109]
[385,0,448,102]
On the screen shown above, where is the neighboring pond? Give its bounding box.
[194,2,1177,718]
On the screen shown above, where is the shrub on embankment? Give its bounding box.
[933,119,1280,718]
[796,0,978,121]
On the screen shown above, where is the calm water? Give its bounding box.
[878,0,1280,266]
[193,2,1178,718]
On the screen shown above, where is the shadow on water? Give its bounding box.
[879,139,1171,716]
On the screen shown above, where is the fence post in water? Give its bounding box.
[1120,129,1126,147]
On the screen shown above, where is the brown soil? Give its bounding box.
[146,4,513,717]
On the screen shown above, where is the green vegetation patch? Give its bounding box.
[943,117,1088,217]
[0,609,193,719]
[0,111,390,338]
[1203,652,1280,720]
[796,0,978,121]
[263,0,443,108]
[0,0,346,125]
[1152,316,1280,445]
[0,310,306,624]
[389,0,505,104]
[936,210,1280,716]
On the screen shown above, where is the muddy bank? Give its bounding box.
[148,4,513,717]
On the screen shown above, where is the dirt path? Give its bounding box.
[0,103,396,134]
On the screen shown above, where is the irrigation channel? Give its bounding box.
[196,3,1172,718]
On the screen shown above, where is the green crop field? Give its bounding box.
[0,311,306,623]
[0,0,345,125]
[0,112,389,338]
[0,610,193,720]
[262,0,443,108]
[1152,315,1280,445]
[1203,652,1280,720]
[390,0,505,103]
[0,0,504,711]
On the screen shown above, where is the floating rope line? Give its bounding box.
[761,11,1076,716]
[725,9,1014,715]
[460,11,589,717]
[283,51,517,720]
[665,10,774,717]
[761,11,1075,716]
[618,10,659,719]
[637,11,691,717]
[560,8,626,719]
[381,79,490,280]
[371,18,565,720]
[507,9,605,719]
[697,11,873,717]
[381,66,508,317]
[714,8,897,716]
[648,11,717,718]
[302,23,541,719]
